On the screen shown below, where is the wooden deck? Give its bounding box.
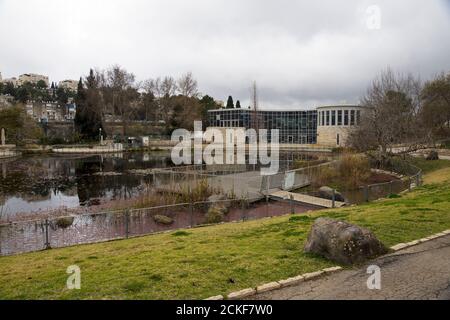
[270,190,346,208]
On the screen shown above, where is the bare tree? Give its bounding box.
[161,76,178,97]
[349,68,423,153]
[105,65,139,136]
[177,72,198,97]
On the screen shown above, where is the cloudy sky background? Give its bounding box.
[1,0,450,109]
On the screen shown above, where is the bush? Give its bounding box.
[205,206,224,224]
[54,217,74,229]
[339,154,371,188]
[313,153,371,190]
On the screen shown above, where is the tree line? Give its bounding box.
[74,65,221,141]
[0,80,75,105]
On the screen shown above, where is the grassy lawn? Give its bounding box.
[1,160,450,300]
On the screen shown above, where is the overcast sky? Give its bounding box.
[1,0,449,109]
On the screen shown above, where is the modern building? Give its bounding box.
[58,79,78,92]
[207,105,364,147]
[208,108,318,144]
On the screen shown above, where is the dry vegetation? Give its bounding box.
[313,153,372,190]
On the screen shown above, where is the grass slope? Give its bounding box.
[1,160,450,300]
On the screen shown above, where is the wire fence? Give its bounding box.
[0,196,321,256]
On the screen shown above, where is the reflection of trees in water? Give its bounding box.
[1,152,173,207]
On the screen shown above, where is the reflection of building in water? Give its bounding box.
[21,193,51,203]
[1,162,6,179]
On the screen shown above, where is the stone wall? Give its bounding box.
[317,126,354,147]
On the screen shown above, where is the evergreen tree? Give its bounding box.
[226,95,234,108]
[236,100,241,108]
[75,72,105,141]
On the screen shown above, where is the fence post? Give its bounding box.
[44,219,51,249]
[364,185,369,202]
[189,201,194,227]
[241,199,246,221]
[125,210,130,239]
[332,189,336,208]
[416,173,420,187]
[408,177,411,192]
[389,180,393,195]
[290,194,295,214]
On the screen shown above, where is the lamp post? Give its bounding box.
[99,128,103,145]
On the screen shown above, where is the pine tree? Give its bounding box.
[74,72,105,141]
[226,95,234,108]
[236,100,241,108]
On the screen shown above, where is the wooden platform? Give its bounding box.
[270,190,346,208]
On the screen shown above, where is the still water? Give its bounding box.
[0,151,327,218]
[0,152,173,217]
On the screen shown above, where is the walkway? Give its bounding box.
[250,234,450,300]
[270,190,346,208]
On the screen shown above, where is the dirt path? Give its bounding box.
[249,234,450,300]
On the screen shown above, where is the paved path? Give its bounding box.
[270,190,346,208]
[250,234,450,300]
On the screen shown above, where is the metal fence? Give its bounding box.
[0,196,321,256]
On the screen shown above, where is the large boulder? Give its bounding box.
[304,218,388,265]
[318,186,345,202]
[207,194,231,213]
[426,150,439,161]
[153,214,174,225]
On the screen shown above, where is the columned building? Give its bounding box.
[316,105,363,147]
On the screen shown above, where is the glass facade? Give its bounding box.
[208,109,317,144]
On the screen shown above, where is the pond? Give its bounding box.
[0,152,174,218]
[0,151,328,219]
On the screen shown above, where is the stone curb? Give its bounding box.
[217,265,342,300]
[204,295,224,300]
[204,230,450,300]
[390,229,450,251]
[227,288,256,300]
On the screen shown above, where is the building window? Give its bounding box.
[331,110,336,126]
[337,110,342,125]
[326,111,330,126]
[356,110,361,125]
[350,110,355,125]
[344,110,349,125]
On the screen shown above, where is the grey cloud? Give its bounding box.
[0,0,449,109]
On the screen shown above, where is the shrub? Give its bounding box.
[205,206,224,224]
[54,217,74,229]
[339,154,371,188]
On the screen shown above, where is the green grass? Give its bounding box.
[407,156,450,173]
[1,160,450,300]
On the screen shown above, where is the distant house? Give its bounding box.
[26,101,76,122]
[58,80,78,92]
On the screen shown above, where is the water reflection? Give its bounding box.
[0,151,329,217]
[0,152,173,217]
